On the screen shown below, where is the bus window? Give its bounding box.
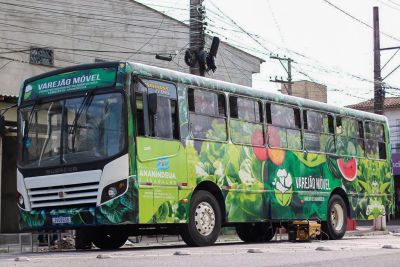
[188,88,227,141]
[336,117,365,157]
[229,96,263,145]
[135,80,179,140]
[365,121,386,159]
[266,103,301,150]
[303,111,334,153]
[135,93,145,136]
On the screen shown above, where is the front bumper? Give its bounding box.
[19,206,97,231]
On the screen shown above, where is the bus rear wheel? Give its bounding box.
[322,194,347,240]
[92,228,128,250]
[236,222,276,243]
[180,190,221,247]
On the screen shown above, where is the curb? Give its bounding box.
[345,230,390,237]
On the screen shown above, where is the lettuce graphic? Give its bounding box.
[366,198,386,219]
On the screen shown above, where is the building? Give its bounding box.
[347,97,400,214]
[281,80,327,103]
[0,0,263,233]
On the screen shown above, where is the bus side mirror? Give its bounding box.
[148,93,158,114]
[0,116,5,135]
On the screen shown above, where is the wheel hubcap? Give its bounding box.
[331,203,344,231]
[194,202,215,236]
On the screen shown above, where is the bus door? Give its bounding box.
[133,78,187,224]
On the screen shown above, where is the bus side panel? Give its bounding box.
[347,158,392,220]
[186,140,268,223]
[136,137,188,224]
[268,151,337,221]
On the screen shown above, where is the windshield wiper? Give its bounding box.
[70,91,94,150]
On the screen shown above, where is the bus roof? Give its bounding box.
[128,61,387,123]
[19,61,386,124]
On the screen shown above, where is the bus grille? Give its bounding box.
[28,182,99,209]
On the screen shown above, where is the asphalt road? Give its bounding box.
[2,234,400,266]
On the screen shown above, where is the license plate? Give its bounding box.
[52,216,72,224]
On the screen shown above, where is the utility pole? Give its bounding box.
[269,54,293,95]
[373,6,384,115]
[189,0,205,76]
[373,6,386,232]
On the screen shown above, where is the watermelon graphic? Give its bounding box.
[337,158,357,181]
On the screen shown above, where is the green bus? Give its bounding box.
[15,62,394,248]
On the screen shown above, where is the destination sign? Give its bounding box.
[136,78,177,99]
[23,67,117,101]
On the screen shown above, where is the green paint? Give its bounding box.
[18,61,394,232]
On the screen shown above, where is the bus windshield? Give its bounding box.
[18,92,125,168]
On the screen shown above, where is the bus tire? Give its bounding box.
[75,229,92,250]
[92,228,128,250]
[180,190,221,247]
[322,194,347,240]
[236,223,275,243]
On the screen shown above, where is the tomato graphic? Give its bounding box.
[251,129,267,161]
[267,127,286,166]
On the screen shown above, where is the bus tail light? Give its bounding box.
[101,179,128,203]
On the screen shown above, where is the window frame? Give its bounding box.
[335,115,366,158]
[17,89,128,170]
[265,101,303,151]
[228,94,265,147]
[302,109,335,154]
[29,47,54,66]
[187,86,228,143]
[364,120,387,161]
[133,77,180,141]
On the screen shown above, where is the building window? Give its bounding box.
[95,58,108,63]
[30,47,54,66]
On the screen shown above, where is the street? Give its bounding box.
[2,233,400,266]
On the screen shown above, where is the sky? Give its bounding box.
[136,0,400,106]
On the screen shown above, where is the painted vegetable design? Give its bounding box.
[267,127,285,166]
[251,129,267,161]
[337,158,357,181]
[272,169,293,206]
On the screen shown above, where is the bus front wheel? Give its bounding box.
[92,228,128,250]
[236,223,276,243]
[75,229,92,250]
[180,190,222,246]
[322,194,347,240]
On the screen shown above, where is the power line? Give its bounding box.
[321,0,400,42]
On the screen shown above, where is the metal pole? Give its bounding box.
[189,0,205,76]
[373,6,386,231]
[373,6,384,115]
[288,59,293,95]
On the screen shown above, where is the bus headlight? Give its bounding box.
[108,187,118,198]
[17,192,25,209]
[101,179,128,203]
